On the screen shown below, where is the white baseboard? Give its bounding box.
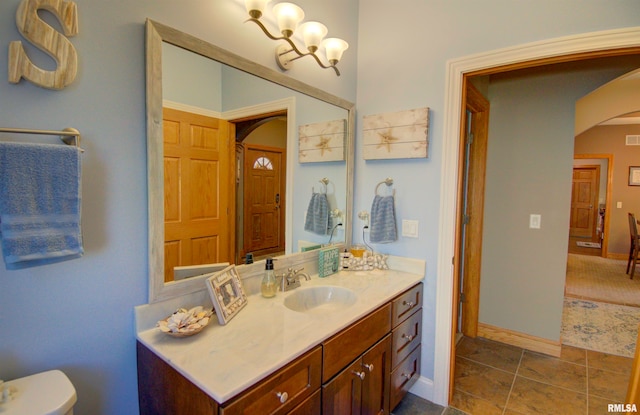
[408,375,435,403]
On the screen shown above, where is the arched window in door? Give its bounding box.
[253,156,273,170]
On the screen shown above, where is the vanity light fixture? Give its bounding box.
[244,0,349,76]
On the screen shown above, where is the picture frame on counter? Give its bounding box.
[206,265,248,325]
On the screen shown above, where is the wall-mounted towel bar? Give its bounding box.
[0,127,83,151]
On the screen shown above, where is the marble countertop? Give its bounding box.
[136,259,424,404]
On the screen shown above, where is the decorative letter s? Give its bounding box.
[8,0,79,90]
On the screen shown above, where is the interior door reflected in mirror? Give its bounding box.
[146,19,354,302]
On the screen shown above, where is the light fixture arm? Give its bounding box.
[246,17,341,76]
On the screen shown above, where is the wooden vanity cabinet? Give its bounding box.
[137,341,218,415]
[137,283,423,415]
[389,283,423,411]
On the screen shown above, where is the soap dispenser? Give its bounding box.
[261,258,277,298]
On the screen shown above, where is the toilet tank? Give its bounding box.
[0,369,77,415]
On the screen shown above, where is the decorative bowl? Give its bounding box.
[157,306,213,337]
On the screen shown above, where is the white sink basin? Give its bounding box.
[284,286,357,313]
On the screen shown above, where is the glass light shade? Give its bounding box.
[245,0,272,19]
[299,22,328,53]
[322,38,349,65]
[272,2,305,38]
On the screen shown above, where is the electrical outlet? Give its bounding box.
[358,211,370,227]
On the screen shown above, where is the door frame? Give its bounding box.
[432,27,640,406]
[456,81,489,340]
[572,154,614,258]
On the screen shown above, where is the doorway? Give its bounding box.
[242,143,286,260]
[438,33,640,405]
[568,161,609,256]
[232,112,288,264]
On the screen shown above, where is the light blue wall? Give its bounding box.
[356,0,640,382]
[0,1,357,414]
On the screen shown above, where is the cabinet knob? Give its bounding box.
[352,370,366,381]
[403,300,415,308]
[276,391,288,404]
[401,372,413,380]
[402,333,414,342]
[362,363,374,372]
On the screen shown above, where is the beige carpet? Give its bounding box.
[565,253,640,307]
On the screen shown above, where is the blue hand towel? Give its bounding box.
[304,192,332,235]
[369,195,397,243]
[0,142,83,269]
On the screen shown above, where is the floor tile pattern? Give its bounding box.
[450,336,633,415]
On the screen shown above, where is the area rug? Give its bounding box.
[562,297,640,358]
[565,254,640,307]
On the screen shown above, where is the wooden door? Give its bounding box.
[163,107,234,282]
[322,358,363,415]
[570,165,600,240]
[243,144,285,256]
[458,82,489,338]
[361,335,391,415]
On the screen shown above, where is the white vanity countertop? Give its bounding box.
[135,259,424,404]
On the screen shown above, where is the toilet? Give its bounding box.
[0,370,77,415]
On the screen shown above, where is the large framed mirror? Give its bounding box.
[146,19,354,302]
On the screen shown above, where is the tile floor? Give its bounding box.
[451,336,633,414]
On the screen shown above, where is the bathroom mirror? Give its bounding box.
[146,19,354,302]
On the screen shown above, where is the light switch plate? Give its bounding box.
[402,220,419,238]
[529,214,541,229]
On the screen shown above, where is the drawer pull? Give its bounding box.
[276,391,288,404]
[402,333,414,342]
[403,300,415,308]
[352,371,366,381]
[401,372,413,380]
[362,363,374,372]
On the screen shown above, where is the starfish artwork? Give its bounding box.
[377,130,398,152]
[315,136,332,155]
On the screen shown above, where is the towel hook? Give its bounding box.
[375,177,394,196]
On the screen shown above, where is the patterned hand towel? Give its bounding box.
[0,142,83,270]
[369,195,397,243]
[304,192,332,235]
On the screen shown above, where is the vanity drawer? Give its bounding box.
[389,345,421,410]
[288,389,321,415]
[221,346,322,415]
[391,308,422,368]
[322,303,391,383]
[391,283,423,327]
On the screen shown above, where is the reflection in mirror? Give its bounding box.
[146,19,354,302]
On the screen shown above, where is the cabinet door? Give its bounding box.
[361,334,391,415]
[322,358,364,415]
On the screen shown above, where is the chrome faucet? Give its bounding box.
[279,267,311,292]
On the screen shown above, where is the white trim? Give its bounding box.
[222,97,296,255]
[408,375,434,402]
[434,26,640,406]
[162,100,222,118]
